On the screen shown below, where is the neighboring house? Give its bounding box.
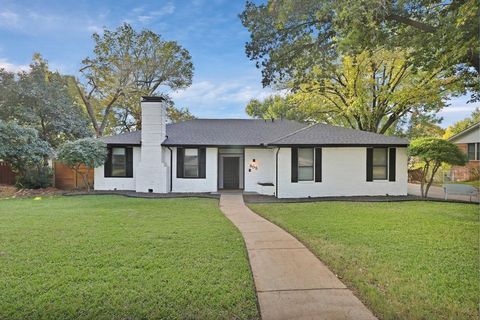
[95,97,409,198]
[447,122,480,181]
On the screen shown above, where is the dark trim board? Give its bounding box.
[163,144,269,148]
[106,143,141,147]
[268,144,409,148]
[162,143,408,148]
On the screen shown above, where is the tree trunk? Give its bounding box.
[78,171,90,192]
[75,81,100,136]
[424,162,441,198]
[420,161,430,198]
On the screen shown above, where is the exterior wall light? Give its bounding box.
[249,159,258,171]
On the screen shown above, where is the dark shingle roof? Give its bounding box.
[163,119,307,146]
[99,119,408,147]
[100,131,141,145]
[270,123,408,146]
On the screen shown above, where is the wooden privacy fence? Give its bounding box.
[0,161,16,185]
[54,161,94,190]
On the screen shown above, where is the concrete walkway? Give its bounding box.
[219,193,376,320]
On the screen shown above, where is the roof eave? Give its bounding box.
[447,122,480,142]
[267,143,409,147]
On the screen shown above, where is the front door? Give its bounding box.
[223,157,240,189]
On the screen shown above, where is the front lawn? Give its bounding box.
[249,201,478,320]
[0,196,259,319]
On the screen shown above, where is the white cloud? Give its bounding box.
[0,10,19,28]
[168,79,273,117]
[171,80,272,106]
[87,25,104,34]
[0,58,29,72]
[133,2,176,25]
[439,105,478,114]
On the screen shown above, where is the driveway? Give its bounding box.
[408,183,479,203]
[219,193,376,320]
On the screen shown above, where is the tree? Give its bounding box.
[443,108,480,139]
[0,120,52,175]
[246,95,298,120]
[240,0,479,99]
[246,50,456,134]
[400,112,445,139]
[408,138,467,197]
[167,106,196,123]
[57,138,107,191]
[76,23,194,136]
[0,55,91,147]
[112,95,195,132]
[0,69,18,121]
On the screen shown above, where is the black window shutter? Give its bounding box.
[199,148,206,178]
[104,147,112,177]
[177,148,184,178]
[389,148,396,182]
[315,148,322,182]
[126,148,133,177]
[366,148,373,182]
[291,147,298,183]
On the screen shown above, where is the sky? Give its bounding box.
[0,0,477,127]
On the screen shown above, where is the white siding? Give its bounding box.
[276,147,408,198]
[94,145,408,198]
[171,147,218,193]
[94,147,141,191]
[449,126,480,144]
[244,148,276,195]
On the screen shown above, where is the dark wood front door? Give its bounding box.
[223,157,240,189]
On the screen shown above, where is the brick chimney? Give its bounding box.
[135,96,168,193]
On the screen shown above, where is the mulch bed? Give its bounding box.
[0,185,64,199]
[64,190,220,200]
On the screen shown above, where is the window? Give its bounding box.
[184,148,199,177]
[477,143,480,161]
[467,143,476,160]
[372,148,388,180]
[298,148,314,181]
[111,147,126,177]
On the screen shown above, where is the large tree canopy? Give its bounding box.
[0,54,91,147]
[0,120,52,174]
[246,49,455,134]
[77,23,194,136]
[241,0,479,98]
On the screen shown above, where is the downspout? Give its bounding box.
[275,147,280,198]
[167,146,173,192]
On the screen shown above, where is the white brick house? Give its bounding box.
[94,96,409,198]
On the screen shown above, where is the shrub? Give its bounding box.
[409,138,467,197]
[57,138,107,191]
[16,167,53,189]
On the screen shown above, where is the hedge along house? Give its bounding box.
[94,97,409,198]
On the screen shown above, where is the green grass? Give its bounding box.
[249,201,479,320]
[0,196,259,320]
